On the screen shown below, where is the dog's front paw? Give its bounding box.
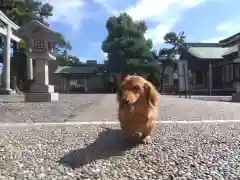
[141,135,152,144]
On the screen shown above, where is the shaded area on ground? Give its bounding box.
[58,128,139,169]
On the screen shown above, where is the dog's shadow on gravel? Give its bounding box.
[58,128,140,169]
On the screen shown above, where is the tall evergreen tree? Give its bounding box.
[102,13,153,73]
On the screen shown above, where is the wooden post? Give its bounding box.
[209,61,212,96]
[177,62,181,98]
[3,25,11,92]
[183,63,188,98]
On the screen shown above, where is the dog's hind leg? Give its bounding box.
[140,121,155,144]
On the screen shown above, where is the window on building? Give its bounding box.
[222,66,225,82]
[235,64,240,80]
[195,70,203,84]
[33,39,44,49]
[230,64,234,80]
[222,64,234,83]
[163,74,169,84]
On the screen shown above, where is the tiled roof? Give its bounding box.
[219,32,240,44]
[54,66,99,74]
[187,46,228,59]
[222,45,238,56]
[185,43,224,47]
[183,42,239,59]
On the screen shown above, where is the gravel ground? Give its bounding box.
[0,94,105,123]
[0,123,239,180]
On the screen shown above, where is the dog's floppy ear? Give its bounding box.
[123,75,131,81]
[144,81,159,107]
[116,88,122,103]
[117,76,130,102]
[117,80,125,103]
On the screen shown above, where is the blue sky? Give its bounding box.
[42,0,240,64]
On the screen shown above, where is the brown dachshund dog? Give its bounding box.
[117,75,159,144]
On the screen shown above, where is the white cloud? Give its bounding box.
[93,0,120,15]
[103,52,108,60]
[127,0,204,22]
[202,18,240,43]
[216,20,240,34]
[41,0,86,30]
[145,18,179,44]
[126,0,207,45]
[92,0,207,46]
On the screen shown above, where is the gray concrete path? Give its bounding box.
[73,94,240,122]
[0,94,104,123]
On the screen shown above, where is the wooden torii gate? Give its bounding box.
[0,10,21,94]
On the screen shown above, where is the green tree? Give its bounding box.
[147,70,161,88]
[154,31,186,92]
[68,55,82,65]
[54,32,74,66]
[0,0,71,64]
[0,0,53,26]
[0,0,72,91]
[102,13,153,73]
[57,54,82,66]
[54,32,72,53]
